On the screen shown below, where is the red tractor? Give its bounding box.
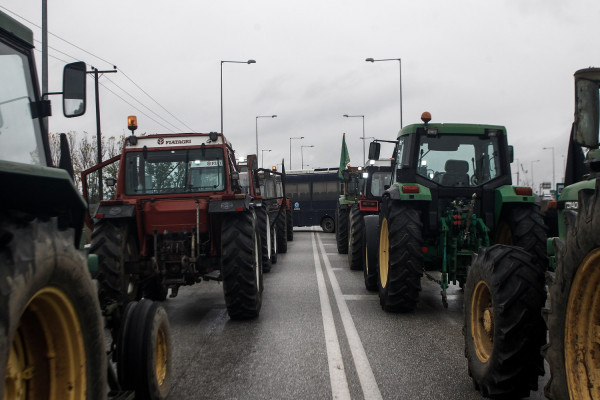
[82,117,263,320]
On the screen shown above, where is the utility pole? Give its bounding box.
[87,66,117,200]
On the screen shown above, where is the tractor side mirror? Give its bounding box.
[574,77,600,148]
[368,142,381,161]
[508,145,514,163]
[63,61,86,118]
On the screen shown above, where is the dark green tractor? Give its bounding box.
[335,166,361,253]
[543,68,600,400]
[372,112,548,398]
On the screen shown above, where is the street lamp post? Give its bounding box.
[543,146,555,189]
[301,145,314,170]
[255,115,277,157]
[261,149,272,169]
[289,136,304,170]
[366,57,403,129]
[531,159,540,193]
[343,114,365,165]
[220,59,256,134]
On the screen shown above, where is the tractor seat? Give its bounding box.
[441,160,469,187]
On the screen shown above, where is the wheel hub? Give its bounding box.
[483,308,494,339]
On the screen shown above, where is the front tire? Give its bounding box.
[335,204,348,252]
[378,200,423,312]
[0,218,106,399]
[221,211,263,319]
[117,299,172,400]
[545,181,600,400]
[348,204,365,270]
[464,244,546,399]
[363,215,379,292]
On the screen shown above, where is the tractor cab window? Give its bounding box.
[0,42,45,165]
[369,171,391,197]
[125,147,226,195]
[416,134,501,187]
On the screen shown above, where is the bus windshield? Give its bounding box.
[125,147,226,195]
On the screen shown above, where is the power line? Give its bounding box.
[103,75,184,133]
[98,79,173,132]
[2,5,195,132]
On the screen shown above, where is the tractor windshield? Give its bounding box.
[124,147,226,195]
[415,134,501,187]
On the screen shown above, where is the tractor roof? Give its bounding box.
[124,133,231,150]
[0,10,33,46]
[398,123,506,138]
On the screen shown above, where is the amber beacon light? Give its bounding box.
[128,115,138,133]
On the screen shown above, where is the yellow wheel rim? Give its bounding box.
[470,280,494,363]
[5,287,86,400]
[155,323,168,387]
[379,218,389,288]
[565,248,600,399]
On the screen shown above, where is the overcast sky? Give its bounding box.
[3,0,599,189]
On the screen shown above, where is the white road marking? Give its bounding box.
[343,295,379,301]
[317,233,383,400]
[311,233,351,399]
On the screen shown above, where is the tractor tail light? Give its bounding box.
[515,187,533,196]
[402,185,420,194]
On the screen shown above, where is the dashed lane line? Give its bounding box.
[311,233,351,399]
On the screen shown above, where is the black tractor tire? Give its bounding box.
[321,216,335,233]
[270,221,278,265]
[286,207,294,241]
[335,204,349,252]
[363,215,379,292]
[0,218,106,399]
[348,204,365,270]
[256,207,272,273]
[378,200,423,312]
[276,212,288,254]
[494,204,548,267]
[89,219,141,311]
[117,299,172,400]
[221,210,263,319]
[464,244,546,399]
[544,182,600,400]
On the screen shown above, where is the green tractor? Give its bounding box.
[543,68,600,400]
[0,10,171,399]
[335,166,361,253]
[371,112,548,397]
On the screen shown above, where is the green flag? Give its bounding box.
[338,133,350,179]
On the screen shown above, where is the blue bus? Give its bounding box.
[286,168,340,232]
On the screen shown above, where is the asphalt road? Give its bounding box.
[162,227,550,400]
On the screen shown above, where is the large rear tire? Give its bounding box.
[545,182,600,400]
[89,219,141,311]
[378,200,423,312]
[117,299,172,400]
[0,218,106,399]
[363,215,379,292]
[348,204,365,270]
[495,204,547,267]
[464,244,546,399]
[221,211,263,319]
[336,204,349,252]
